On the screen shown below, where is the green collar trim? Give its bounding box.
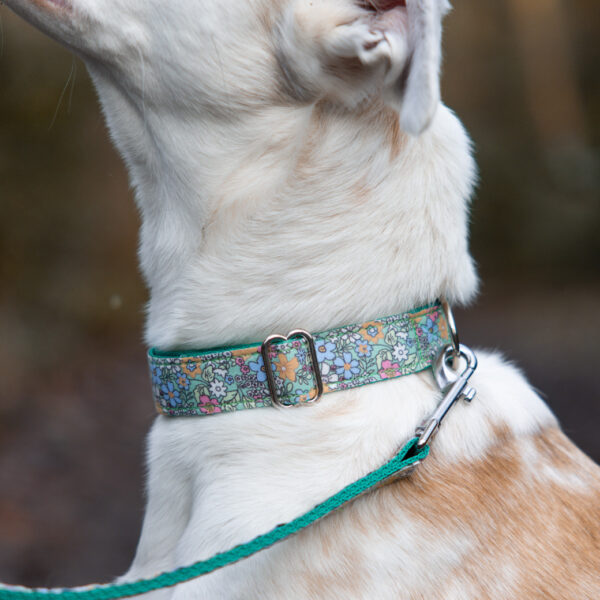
[148,301,451,416]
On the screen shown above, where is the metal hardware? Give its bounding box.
[391,461,422,479]
[416,343,478,448]
[359,461,422,497]
[440,297,460,357]
[261,329,324,408]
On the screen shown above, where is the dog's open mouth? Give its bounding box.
[359,0,407,11]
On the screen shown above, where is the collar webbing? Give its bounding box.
[148,302,451,416]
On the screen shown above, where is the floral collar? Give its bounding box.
[148,302,451,416]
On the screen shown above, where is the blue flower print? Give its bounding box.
[334,353,360,380]
[355,340,372,357]
[366,326,379,338]
[421,318,440,344]
[151,366,162,385]
[315,340,336,363]
[176,373,190,390]
[249,356,268,383]
[160,381,182,407]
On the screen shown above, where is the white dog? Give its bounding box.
[5,0,599,598]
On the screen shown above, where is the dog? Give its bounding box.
[4,0,600,597]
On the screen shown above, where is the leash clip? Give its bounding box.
[415,343,478,449]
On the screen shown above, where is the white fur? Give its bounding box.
[4,0,571,598]
[123,351,556,599]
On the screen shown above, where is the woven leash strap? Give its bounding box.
[0,438,429,600]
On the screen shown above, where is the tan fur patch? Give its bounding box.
[351,176,372,207]
[282,426,600,598]
[293,100,328,176]
[293,99,405,182]
[388,427,600,597]
[382,107,403,160]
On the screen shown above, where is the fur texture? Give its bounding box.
[5,0,600,598]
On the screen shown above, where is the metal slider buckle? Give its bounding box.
[260,329,324,408]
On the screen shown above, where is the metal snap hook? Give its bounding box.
[416,343,478,449]
[433,343,477,392]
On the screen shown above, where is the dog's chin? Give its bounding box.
[5,0,84,60]
[5,0,73,37]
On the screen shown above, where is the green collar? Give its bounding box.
[148,301,451,416]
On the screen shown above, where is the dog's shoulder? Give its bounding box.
[211,353,600,599]
[300,351,600,598]
[389,424,600,597]
[284,425,600,599]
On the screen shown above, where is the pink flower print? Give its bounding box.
[198,395,222,414]
[379,360,402,379]
[235,357,245,366]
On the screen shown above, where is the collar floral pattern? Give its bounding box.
[149,303,450,416]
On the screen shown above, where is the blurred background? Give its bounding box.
[0,0,598,587]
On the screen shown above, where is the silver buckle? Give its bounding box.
[260,329,324,408]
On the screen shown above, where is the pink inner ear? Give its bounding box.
[46,0,71,8]
[360,0,407,11]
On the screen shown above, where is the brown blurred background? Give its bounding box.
[0,0,599,588]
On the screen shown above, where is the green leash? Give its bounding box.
[0,438,429,600]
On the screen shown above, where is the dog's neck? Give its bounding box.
[91,65,477,350]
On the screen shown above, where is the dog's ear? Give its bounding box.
[275,0,451,135]
[395,0,451,135]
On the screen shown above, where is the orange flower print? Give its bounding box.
[182,360,202,378]
[359,321,384,343]
[436,312,449,341]
[275,353,299,382]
